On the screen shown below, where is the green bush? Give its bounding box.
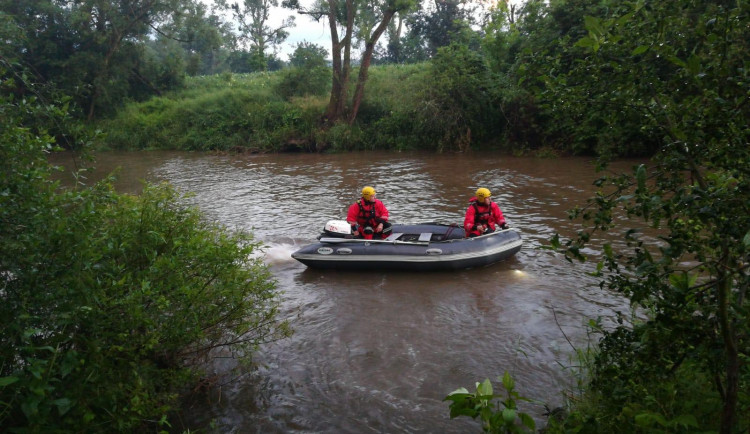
[100,72,327,151]
[275,66,330,100]
[543,323,727,433]
[1,84,290,431]
[350,63,432,151]
[98,61,514,153]
[445,372,536,433]
[314,122,366,151]
[98,64,445,152]
[416,44,504,152]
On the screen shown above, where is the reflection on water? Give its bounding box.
[50,150,645,432]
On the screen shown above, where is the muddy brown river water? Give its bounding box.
[50,150,645,433]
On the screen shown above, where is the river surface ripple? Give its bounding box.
[51,151,644,433]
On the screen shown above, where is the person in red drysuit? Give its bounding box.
[464,187,508,237]
[346,186,392,239]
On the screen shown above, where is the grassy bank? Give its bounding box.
[98,64,443,153]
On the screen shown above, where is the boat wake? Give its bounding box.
[258,242,300,266]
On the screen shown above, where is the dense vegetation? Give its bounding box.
[0,65,290,431]
[95,0,732,157]
[546,1,749,431]
[445,0,749,432]
[2,0,748,431]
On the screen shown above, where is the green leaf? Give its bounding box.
[481,406,494,423]
[0,376,19,387]
[54,398,73,416]
[687,54,701,76]
[501,371,514,391]
[446,387,470,396]
[636,164,646,191]
[667,55,686,68]
[21,399,40,419]
[61,351,78,378]
[671,414,698,428]
[635,411,668,427]
[631,45,649,55]
[502,408,517,423]
[669,273,688,291]
[670,272,699,290]
[587,261,603,277]
[743,230,750,248]
[584,16,605,37]
[549,233,561,249]
[476,378,493,397]
[575,36,597,50]
[449,404,478,419]
[519,412,536,430]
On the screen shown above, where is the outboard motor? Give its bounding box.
[320,220,352,239]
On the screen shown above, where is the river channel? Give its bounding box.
[50,150,643,433]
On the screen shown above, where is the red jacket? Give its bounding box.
[464,197,505,237]
[347,199,389,235]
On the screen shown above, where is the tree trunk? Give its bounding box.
[323,0,353,124]
[717,249,738,434]
[86,0,155,120]
[325,23,343,124]
[348,9,395,125]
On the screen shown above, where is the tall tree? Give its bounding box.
[288,41,329,68]
[218,0,295,71]
[380,11,406,62]
[285,0,418,125]
[404,0,477,58]
[1,0,192,119]
[70,0,187,119]
[172,1,234,75]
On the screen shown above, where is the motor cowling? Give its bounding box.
[322,220,352,238]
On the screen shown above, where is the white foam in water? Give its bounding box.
[259,242,299,266]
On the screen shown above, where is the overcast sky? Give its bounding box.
[271,7,332,59]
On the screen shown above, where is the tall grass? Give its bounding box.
[98,65,443,152]
[101,72,321,151]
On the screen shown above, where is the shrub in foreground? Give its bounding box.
[445,372,536,433]
[1,90,290,431]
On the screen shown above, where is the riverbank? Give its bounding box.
[95,64,539,155]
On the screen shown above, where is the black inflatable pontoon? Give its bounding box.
[291,221,522,271]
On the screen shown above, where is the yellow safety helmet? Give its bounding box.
[475,187,491,201]
[361,186,376,200]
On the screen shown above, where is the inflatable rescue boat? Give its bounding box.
[291,220,522,271]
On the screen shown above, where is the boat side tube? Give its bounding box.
[292,227,522,271]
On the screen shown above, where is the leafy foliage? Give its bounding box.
[545,0,750,431]
[276,43,330,100]
[401,0,478,60]
[285,0,419,124]
[416,44,502,152]
[100,73,322,151]
[0,0,192,119]
[0,70,290,431]
[445,372,536,433]
[216,0,295,72]
[288,41,329,69]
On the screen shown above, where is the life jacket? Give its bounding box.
[357,199,378,226]
[471,201,492,225]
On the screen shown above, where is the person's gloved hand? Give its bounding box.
[500,223,509,230]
